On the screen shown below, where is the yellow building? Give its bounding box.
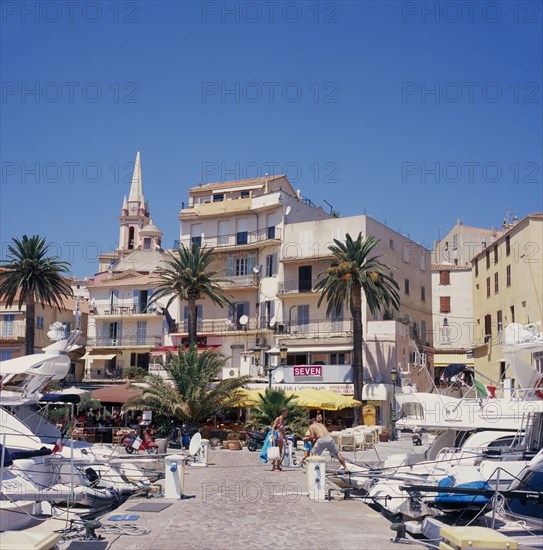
[472,213,543,382]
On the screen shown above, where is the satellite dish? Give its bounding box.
[269,316,276,328]
[285,206,291,216]
[239,315,249,326]
[375,374,383,384]
[189,432,202,456]
[273,369,285,383]
[253,265,260,274]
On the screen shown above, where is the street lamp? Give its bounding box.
[390,366,398,441]
[252,345,262,371]
[265,345,288,389]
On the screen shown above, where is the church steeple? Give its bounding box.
[128,150,144,205]
[118,151,151,252]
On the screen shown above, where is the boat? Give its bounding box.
[335,322,543,521]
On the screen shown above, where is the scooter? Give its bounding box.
[246,430,267,452]
[412,428,423,446]
[123,429,159,454]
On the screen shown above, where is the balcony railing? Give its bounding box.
[222,274,258,288]
[87,336,163,347]
[171,317,351,336]
[285,319,352,336]
[173,317,259,334]
[277,278,322,295]
[173,226,281,250]
[90,305,161,316]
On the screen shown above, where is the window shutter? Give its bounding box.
[247,255,255,274]
[440,296,451,313]
[272,253,278,276]
[133,290,139,307]
[226,256,234,277]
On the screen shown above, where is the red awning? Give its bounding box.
[91,383,141,404]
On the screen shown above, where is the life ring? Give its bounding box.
[535,376,543,399]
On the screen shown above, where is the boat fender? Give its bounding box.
[535,376,543,399]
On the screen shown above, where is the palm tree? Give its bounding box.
[123,346,249,427]
[246,389,308,436]
[151,243,231,346]
[0,235,72,355]
[314,233,400,426]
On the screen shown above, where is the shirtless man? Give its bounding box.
[308,416,350,473]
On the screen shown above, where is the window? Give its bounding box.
[330,353,346,365]
[36,316,44,329]
[298,266,313,292]
[0,350,12,361]
[486,250,490,269]
[229,302,250,329]
[63,322,71,337]
[506,265,511,287]
[441,320,451,344]
[143,238,151,249]
[486,277,491,298]
[236,231,248,245]
[260,300,275,327]
[191,236,202,247]
[506,236,511,256]
[389,239,394,250]
[439,271,450,285]
[484,314,492,340]
[494,245,498,264]
[421,320,427,343]
[191,223,202,247]
[421,286,426,301]
[420,253,426,271]
[404,279,410,295]
[240,190,250,198]
[136,321,147,345]
[2,314,15,337]
[297,305,310,333]
[218,220,230,245]
[267,226,276,239]
[213,193,224,202]
[494,272,499,293]
[510,305,515,323]
[497,310,503,332]
[440,296,451,313]
[265,253,277,278]
[474,258,479,277]
[403,243,411,263]
[235,257,248,276]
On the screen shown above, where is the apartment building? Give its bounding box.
[431,219,502,380]
[471,213,543,382]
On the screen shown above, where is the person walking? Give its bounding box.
[308,415,350,474]
[270,408,288,471]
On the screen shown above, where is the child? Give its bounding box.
[301,419,316,465]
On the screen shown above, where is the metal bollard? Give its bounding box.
[164,454,186,499]
[306,456,327,501]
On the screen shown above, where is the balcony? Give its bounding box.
[173,227,281,251]
[222,274,259,289]
[86,336,163,348]
[284,319,352,337]
[173,317,260,334]
[90,305,162,317]
[277,278,321,296]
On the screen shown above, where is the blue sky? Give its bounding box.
[1,1,541,277]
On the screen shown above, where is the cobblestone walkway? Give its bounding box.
[101,448,425,550]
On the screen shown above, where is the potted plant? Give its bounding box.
[227,431,241,450]
[379,428,391,442]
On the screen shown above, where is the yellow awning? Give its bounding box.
[81,353,117,360]
[227,388,265,408]
[292,388,361,410]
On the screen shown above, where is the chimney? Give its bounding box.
[491,227,497,237]
[512,215,518,225]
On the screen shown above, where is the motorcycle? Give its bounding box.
[123,429,159,454]
[412,428,423,446]
[246,429,267,452]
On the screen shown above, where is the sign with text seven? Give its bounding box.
[293,366,322,377]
